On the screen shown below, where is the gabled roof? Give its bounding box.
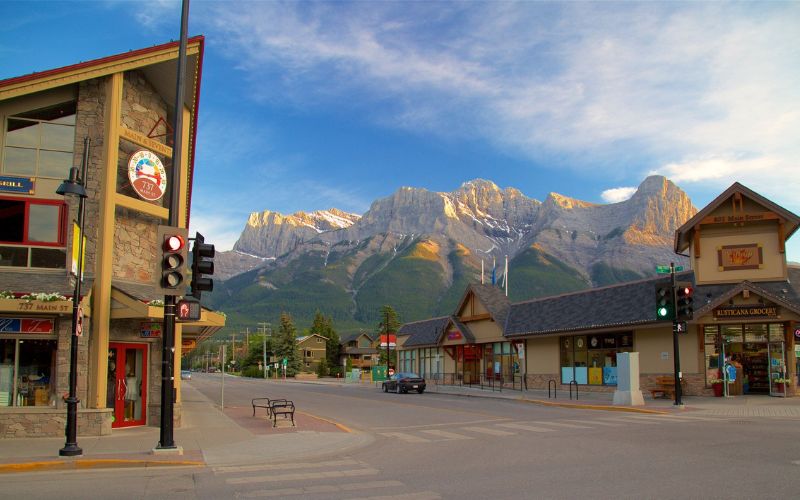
[297,333,328,343]
[0,37,206,229]
[399,316,450,347]
[344,331,375,342]
[468,283,511,321]
[449,317,476,343]
[675,182,800,253]
[504,273,694,337]
[692,280,800,318]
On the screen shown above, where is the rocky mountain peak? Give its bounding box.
[543,192,596,210]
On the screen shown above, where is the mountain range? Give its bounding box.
[208,175,696,333]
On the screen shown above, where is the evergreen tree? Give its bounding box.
[275,312,302,376]
[377,305,400,368]
[309,311,342,375]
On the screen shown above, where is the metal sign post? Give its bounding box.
[220,345,225,411]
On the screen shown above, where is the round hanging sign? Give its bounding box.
[128,150,167,201]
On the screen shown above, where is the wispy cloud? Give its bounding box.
[198,2,799,202]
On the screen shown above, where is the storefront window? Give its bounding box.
[3,101,76,179]
[0,197,67,269]
[560,333,632,385]
[0,338,56,407]
[703,325,720,386]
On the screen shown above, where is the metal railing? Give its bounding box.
[426,372,527,392]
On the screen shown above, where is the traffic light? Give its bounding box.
[190,232,215,300]
[676,282,694,321]
[655,284,674,320]
[157,225,188,295]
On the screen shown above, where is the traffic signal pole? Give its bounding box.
[158,0,190,451]
[670,262,683,407]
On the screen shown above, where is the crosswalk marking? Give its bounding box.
[226,467,380,485]
[601,417,659,425]
[380,432,431,443]
[238,480,405,498]
[561,419,622,427]
[462,426,516,436]
[496,422,556,433]
[348,492,442,500]
[419,429,474,440]
[529,420,593,429]
[214,458,360,474]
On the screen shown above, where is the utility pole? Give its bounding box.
[258,322,271,379]
[239,328,250,356]
[230,333,237,362]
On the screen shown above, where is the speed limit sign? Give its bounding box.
[76,307,84,337]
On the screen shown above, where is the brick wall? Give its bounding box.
[0,408,112,438]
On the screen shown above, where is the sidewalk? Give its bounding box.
[0,383,372,474]
[321,377,800,417]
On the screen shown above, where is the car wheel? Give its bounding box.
[382,384,388,393]
[396,385,402,394]
[418,388,425,394]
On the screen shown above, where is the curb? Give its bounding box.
[0,458,205,474]
[517,398,670,414]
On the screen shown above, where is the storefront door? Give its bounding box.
[106,343,147,428]
[768,342,787,397]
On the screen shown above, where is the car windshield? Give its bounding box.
[399,373,420,379]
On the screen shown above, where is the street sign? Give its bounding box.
[674,321,688,334]
[656,265,683,274]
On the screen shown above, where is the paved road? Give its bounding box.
[5,374,798,499]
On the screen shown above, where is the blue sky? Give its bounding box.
[2,1,799,262]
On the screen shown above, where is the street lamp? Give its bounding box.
[56,138,89,457]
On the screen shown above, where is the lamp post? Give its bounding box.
[56,137,90,457]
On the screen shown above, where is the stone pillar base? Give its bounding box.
[613,390,645,406]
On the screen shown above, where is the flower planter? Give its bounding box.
[712,383,724,397]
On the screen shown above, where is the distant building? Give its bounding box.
[339,331,378,370]
[0,38,226,438]
[297,334,328,372]
[398,182,800,397]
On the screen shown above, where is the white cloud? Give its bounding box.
[601,187,637,203]
[199,3,799,176]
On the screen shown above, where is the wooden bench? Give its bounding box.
[649,376,685,399]
[270,400,295,428]
[252,397,287,418]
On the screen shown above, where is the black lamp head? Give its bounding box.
[56,167,87,198]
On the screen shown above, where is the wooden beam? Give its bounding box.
[89,72,122,409]
[114,193,169,220]
[179,106,191,228]
[778,219,786,253]
[693,227,701,258]
[461,313,491,322]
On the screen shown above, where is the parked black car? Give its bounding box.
[382,372,426,394]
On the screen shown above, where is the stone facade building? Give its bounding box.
[0,38,225,438]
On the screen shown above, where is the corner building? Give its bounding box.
[398,182,800,398]
[0,38,225,438]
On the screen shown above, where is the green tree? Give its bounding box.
[309,311,342,376]
[377,305,400,368]
[275,312,302,376]
[316,357,330,377]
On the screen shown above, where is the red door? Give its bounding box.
[107,343,148,428]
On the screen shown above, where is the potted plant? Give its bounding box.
[709,378,724,397]
[772,378,791,394]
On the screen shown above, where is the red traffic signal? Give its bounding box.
[156,226,189,295]
[676,282,694,321]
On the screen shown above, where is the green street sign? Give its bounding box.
[656,265,684,274]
